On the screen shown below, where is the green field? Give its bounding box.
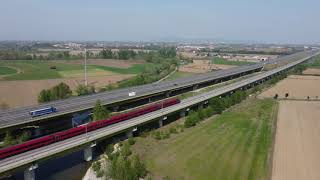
[309,55,320,68]
[94,64,154,74]
[212,57,255,66]
[166,71,195,81]
[0,61,148,80]
[132,98,277,179]
[0,66,17,75]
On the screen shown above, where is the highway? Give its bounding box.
[0,62,263,129]
[0,51,315,130]
[0,50,318,174]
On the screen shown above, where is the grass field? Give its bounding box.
[94,63,154,74]
[0,61,148,80]
[132,98,277,179]
[212,57,255,66]
[0,66,17,75]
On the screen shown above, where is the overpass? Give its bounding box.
[0,62,263,130]
[0,50,318,178]
[0,50,315,131]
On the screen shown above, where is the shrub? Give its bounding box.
[169,127,178,134]
[153,131,161,140]
[128,137,135,145]
[162,131,170,139]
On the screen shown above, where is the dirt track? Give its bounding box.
[259,75,320,99]
[272,101,320,180]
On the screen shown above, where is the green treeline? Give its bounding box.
[184,90,247,128]
[0,47,177,61]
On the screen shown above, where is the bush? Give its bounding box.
[121,142,132,157]
[169,127,178,134]
[92,161,101,172]
[153,131,161,140]
[128,137,135,145]
[76,84,95,96]
[184,116,197,128]
[38,82,72,103]
[162,131,170,139]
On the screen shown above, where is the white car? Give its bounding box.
[129,92,136,96]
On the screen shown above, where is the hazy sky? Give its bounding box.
[0,0,319,43]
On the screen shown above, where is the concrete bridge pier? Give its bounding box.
[166,91,171,98]
[198,102,204,109]
[159,116,167,127]
[24,164,38,180]
[126,129,133,138]
[180,109,186,117]
[158,119,163,127]
[33,128,41,137]
[84,143,96,161]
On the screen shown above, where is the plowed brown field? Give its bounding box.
[0,75,133,108]
[272,101,320,180]
[259,75,320,99]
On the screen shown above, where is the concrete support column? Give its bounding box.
[24,164,38,180]
[112,106,119,112]
[166,91,171,98]
[193,85,199,91]
[33,128,41,137]
[126,129,133,138]
[198,102,204,109]
[158,119,163,128]
[180,109,186,117]
[84,146,93,162]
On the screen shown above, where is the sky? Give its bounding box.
[0,0,319,44]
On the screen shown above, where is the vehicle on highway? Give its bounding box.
[29,107,57,117]
[0,98,180,160]
[128,91,136,96]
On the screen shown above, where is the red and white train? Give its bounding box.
[0,98,180,160]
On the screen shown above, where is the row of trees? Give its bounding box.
[184,91,247,128]
[38,83,96,103]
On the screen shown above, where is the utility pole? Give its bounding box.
[84,48,88,86]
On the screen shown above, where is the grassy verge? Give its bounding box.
[212,57,255,66]
[131,98,277,179]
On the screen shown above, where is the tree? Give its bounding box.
[76,84,95,96]
[285,93,289,98]
[101,49,113,59]
[93,100,109,121]
[38,89,50,103]
[210,97,225,114]
[18,131,31,143]
[38,82,72,103]
[3,131,15,146]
